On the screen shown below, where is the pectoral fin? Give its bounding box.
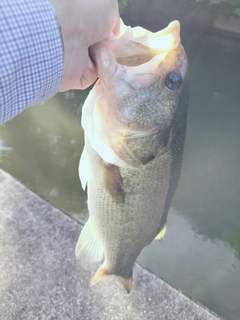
[79,147,90,190]
[103,162,125,204]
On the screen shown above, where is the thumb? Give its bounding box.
[112,16,121,36]
[75,57,98,90]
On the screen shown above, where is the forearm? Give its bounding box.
[0,0,119,123]
[0,0,63,123]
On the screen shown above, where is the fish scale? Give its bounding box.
[75,20,189,292]
[86,139,173,276]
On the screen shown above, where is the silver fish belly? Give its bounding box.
[76,20,189,292]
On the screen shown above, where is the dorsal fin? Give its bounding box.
[154,224,167,241]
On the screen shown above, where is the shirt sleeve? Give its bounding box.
[0,0,64,123]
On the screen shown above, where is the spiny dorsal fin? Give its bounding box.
[154,224,167,241]
[75,219,104,262]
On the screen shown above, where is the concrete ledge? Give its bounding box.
[0,169,221,320]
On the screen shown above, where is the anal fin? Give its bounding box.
[154,224,167,241]
[75,219,104,262]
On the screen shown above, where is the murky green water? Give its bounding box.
[1,1,240,319]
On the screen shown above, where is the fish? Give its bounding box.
[75,20,189,292]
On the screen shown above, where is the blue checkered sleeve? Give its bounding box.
[0,0,64,123]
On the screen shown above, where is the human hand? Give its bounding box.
[51,0,120,91]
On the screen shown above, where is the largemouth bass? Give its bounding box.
[76,20,189,292]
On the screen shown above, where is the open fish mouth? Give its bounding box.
[115,20,181,66]
[90,20,186,90]
[90,20,181,69]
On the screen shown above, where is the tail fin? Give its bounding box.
[90,265,133,293]
[117,275,132,293]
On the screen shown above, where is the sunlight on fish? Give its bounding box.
[118,19,180,53]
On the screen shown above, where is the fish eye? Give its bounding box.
[165,71,182,90]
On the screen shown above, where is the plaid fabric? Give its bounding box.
[0,0,64,123]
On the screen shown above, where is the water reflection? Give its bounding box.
[0,1,240,319]
[0,138,12,151]
[0,138,12,162]
[138,209,240,320]
[0,92,88,215]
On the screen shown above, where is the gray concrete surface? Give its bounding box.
[0,169,222,320]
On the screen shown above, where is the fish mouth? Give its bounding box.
[115,20,181,67]
[90,20,183,86]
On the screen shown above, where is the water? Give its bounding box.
[1,1,240,319]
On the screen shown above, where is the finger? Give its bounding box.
[75,58,98,90]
